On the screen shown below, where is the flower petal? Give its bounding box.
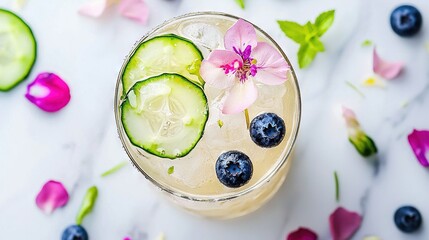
[224,19,257,52]
[407,129,429,167]
[78,0,115,18]
[35,180,69,214]
[362,76,385,88]
[252,42,289,85]
[200,50,242,89]
[25,72,71,112]
[222,79,258,114]
[373,48,404,80]
[329,207,362,240]
[286,227,318,240]
[118,0,149,24]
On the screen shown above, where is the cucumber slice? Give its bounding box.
[121,73,208,159]
[122,34,203,94]
[0,9,37,91]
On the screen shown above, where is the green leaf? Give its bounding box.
[361,40,373,47]
[309,36,325,52]
[234,0,245,9]
[334,171,340,202]
[217,119,224,128]
[297,43,318,69]
[101,161,127,177]
[314,10,335,37]
[349,132,378,157]
[277,20,307,44]
[76,186,98,225]
[168,166,175,175]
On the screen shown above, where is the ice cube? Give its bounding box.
[180,22,223,51]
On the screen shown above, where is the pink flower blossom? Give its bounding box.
[79,0,149,24]
[286,227,318,240]
[200,19,289,114]
[407,129,429,167]
[25,72,71,112]
[35,180,69,214]
[373,47,404,80]
[329,207,362,240]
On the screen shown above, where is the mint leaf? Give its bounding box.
[234,0,245,9]
[277,20,306,44]
[314,10,335,36]
[298,43,318,69]
[168,166,175,175]
[309,37,325,52]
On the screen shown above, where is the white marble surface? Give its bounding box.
[1,0,429,239]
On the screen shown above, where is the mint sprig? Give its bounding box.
[234,0,245,9]
[277,10,335,68]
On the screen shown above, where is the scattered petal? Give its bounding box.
[329,207,362,240]
[407,129,429,167]
[25,72,71,112]
[76,186,99,225]
[200,50,241,89]
[252,42,289,85]
[78,0,116,18]
[361,40,373,47]
[286,227,318,240]
[123,237,132,240]
[222,79,258,114]
[118,0,149,24]
[373,48,404,80]
[362,76,385,88]
[342,106,378,157]
[35,180,69,214]
[224,19,257,52]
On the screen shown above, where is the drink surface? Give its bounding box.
[116,13,300,200]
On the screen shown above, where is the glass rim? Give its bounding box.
[114,11,302,203]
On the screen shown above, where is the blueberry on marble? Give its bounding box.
[394,206,422,233]
[249,113,286,148]
[390,5,422,37]
[215,150,253,188]
[62,225,89,240]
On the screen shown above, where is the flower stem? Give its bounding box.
[334,171,340,202]
[244,108,250,129]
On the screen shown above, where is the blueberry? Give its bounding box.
[62,225,89,240]
[249,113,286,148]
[215,150,253,188]
[394,206,422,233]
[390,5,422,37]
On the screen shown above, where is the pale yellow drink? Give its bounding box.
[115,12,301,218]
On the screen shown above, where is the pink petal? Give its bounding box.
[224,19,257,52]
[341,106,358,129]
[78,0,114,18]
[35,180,69,214]
[252,42,290,85]
[222,79,258,114]
[123,237,132,240]
[200,50,242,89]
[25,72,71,112]
[407,129,429,167]
[286,227,318,240]
[118,0,149,24]
[329,207,362,240]
[373,48,404,80]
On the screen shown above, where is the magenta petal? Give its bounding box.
[200,50,242,89]
[224,19,257,52]
[373,48,404,80]
[222,79,258,114]
[25,72,71,112]
[252,42,289,85]
[329,207,362,240]
[35,180,69,214]
[407,129,429,167]
[118,0,149,24]
[78,0,113,18]
[287,227,318,240]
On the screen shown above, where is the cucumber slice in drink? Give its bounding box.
[0,9,37,91]
[122,34,204,94]
[121,73,208,159]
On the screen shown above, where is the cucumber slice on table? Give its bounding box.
[121,73,208,159]
[0,9,37,91]
[122,34,204,94]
